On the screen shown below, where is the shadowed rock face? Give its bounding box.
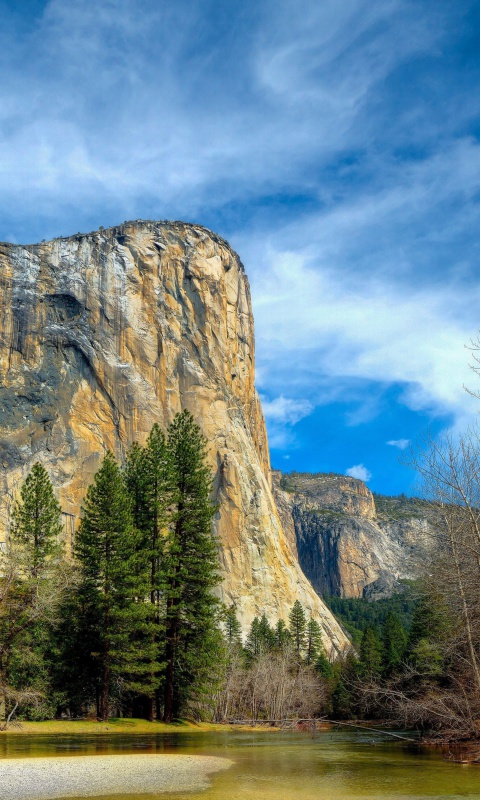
[0,220,349,653]
[272,471,433,599]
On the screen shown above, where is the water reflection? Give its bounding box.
[1,730,479,799]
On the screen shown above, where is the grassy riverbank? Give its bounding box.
[0,718,268,735]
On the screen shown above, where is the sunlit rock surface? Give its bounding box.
[272,471,432,599]
[0,221,349,653]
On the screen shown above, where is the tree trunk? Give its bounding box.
[147,696,154,723]
[163,512,181,724]
[96,686,100,720]
[163,612,177,723]
[98,657,110,721]
[448,520,480,694]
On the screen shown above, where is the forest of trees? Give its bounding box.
[323,589,416,647]
[0,411,221,725]
[3,410,480,742]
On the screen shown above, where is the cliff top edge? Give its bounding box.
[0,219,245,272]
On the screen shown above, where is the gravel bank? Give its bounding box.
[0,754,234,799]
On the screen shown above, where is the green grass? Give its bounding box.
[0,718,267,735]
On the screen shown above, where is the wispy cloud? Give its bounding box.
[387,439,410,450]
[0,0,463,234]
[261,395,314,426]
[346,464,372,482]
[249,241,479,421]
[261,395,313,450]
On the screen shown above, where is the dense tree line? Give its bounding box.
[4,413,480,740]
[0,411,221,725]
[323,589,416,647]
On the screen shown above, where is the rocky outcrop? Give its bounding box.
[272,471,433,599]
[0,221,349,653]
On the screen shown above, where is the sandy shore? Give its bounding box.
[0,753,234,799]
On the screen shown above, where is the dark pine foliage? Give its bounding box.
[323,587,416,646]
[163,410,221,721]
[72,452,144,720]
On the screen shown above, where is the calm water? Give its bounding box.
[1,729,480,800]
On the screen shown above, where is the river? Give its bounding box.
[1,729,480,799]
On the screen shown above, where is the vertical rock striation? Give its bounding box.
[0,221,348,653]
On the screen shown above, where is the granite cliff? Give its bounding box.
[273,471,432,599]
[0,220,348,653]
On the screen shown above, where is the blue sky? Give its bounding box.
[1,0,480,494]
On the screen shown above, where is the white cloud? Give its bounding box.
[261,395,313,425]
[387,439,411,450]
[346,464,372,481]
[260,395,314,450]
[248,243,478,421]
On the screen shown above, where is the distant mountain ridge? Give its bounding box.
[272,470,433,600]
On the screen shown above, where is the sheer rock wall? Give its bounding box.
[0,221,349,653]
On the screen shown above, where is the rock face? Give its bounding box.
[272,471,433,599]
[0,220,349,653]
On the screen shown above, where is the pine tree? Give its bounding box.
[73,452,143,721]
[225,605,242,652]
[124,442,150,534]
[140,424,172,604]
[408,593,449,651]
[274,619,292,652]
[2,464,65,721]
[244,617,262,661]
[331,678,352,720]
[10,462,63,577]
[163,411,220,722]
[305,618,323,666]
[124,426,171,719]
[359,626,383,678]
[407,593,449,676]
[258,614,275,652]
[315,650,334,679]
[381,612,407,675]
[289,601,307,661]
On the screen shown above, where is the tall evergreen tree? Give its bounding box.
[2,463,65,720]
[359,626,383,678]
[10,462,63,577]
[245,617,262,661]
[225,605,242,652]
[407,593,449,676]
[289,601,307,661]
[305,618,323,666]
[139,424,171,605]
[315,650,334,679]
[73,452,143,721]
[381,611,407,675]
[408,593,449,651]
[274,619,292,652]
[331,678,352,719]
[124,426,171,719]
[124,442,150,534]
[163,411,220,722]
[258,614,275,652]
